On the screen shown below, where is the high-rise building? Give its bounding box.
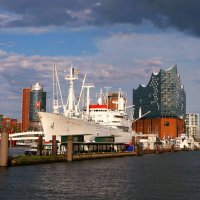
[30,82,46,122]
[132,65,186,139]
[186,113,199,139]
[21,88,31,132]
[133,65,186,119]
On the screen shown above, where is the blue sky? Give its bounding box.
[0,0,200,119]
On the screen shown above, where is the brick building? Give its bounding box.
[0,116,21,145]
[132,117,185,139]
[21,88,31,132]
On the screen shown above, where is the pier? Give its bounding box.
[3,133,200,167]
[8,143,197,166]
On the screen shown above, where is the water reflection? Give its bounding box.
[0,151,200,200]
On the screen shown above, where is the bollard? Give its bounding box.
[0,130,9,167]
[52,135,57,156]
[132,136,136,146]
[136,143,143,156]
[67,135,73,161]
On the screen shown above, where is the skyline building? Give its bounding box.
[21,88,31,132]
[186,113,199,139]
[30,82,46,122]
[132,65,186,139]
[133,65,186,119]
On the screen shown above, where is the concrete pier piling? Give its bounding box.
[136,143,143,156]
[52,135,57,156]
[0,129,9,167]
[38,135,43,156]
[67,136,73,161]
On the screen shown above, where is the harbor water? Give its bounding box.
[0,151,200,200]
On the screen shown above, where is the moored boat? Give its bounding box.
[38,66,135,144]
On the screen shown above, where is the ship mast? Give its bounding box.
[76,74,86,112]
[64,66,78,117]
[52,64,63,114]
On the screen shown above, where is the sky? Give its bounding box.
[0,0,200,120]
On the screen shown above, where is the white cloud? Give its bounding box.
[0,41,15,49]
[0,26,56,34]
[1,28,200,118]
[66,9,94,25]
[0,12,22,26]
[0,49,8,57]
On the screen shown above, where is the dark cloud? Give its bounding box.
[94,0,200,36]
[0,0,200,36]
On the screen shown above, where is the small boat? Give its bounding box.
[16,140,33,146]
[24,143,37,155]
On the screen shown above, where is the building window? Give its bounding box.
[164,122,169,126]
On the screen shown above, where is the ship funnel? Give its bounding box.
[118,88,124,111]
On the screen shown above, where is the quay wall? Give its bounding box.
[9,147,198,166]
[73,152,137,161]
[9,152,137,166]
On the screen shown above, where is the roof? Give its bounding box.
[89,104,107,109]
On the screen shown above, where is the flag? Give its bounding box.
[35,100,41,110]
[75,69,79,74]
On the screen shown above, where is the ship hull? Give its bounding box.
[38,112,133,143]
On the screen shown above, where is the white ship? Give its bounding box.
[38,66,135,143]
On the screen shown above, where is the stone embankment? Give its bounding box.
[9,152,137,166]
[8,147,200,166]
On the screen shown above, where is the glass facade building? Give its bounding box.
[133,65,186,119]
[30,82,46,122]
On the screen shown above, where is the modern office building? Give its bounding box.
[133,65,186,119]
[132,65,186,139]
[186,113,199,139]
[21,88,31,132]
[30,82,46,123]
